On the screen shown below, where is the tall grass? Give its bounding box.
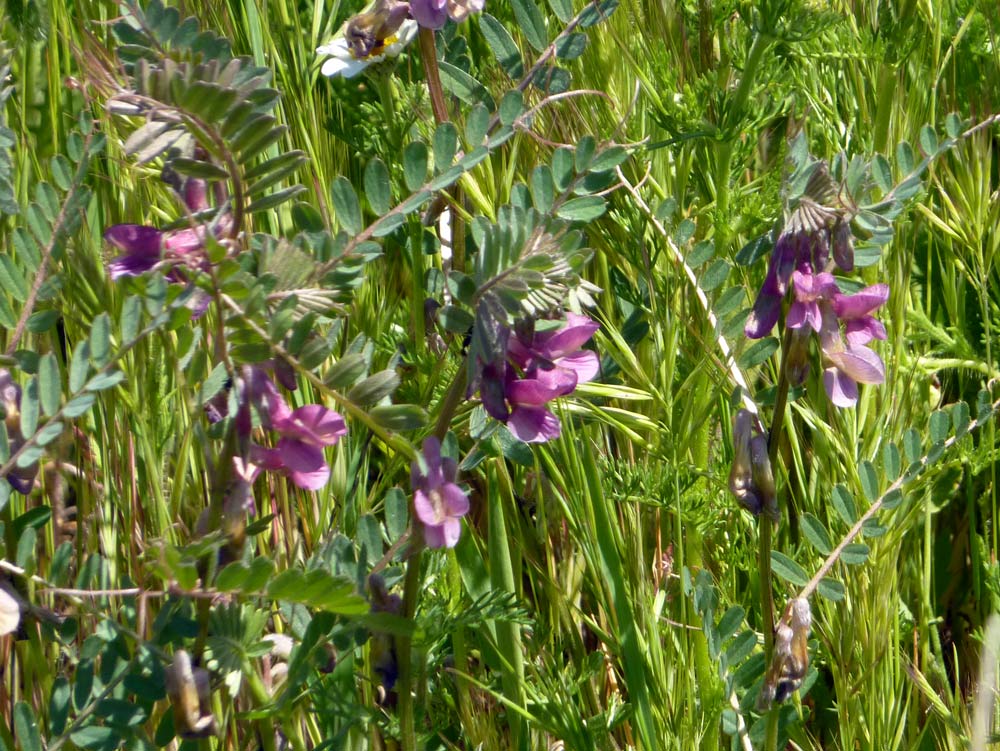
[0,0,998,749]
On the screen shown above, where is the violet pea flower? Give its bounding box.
[411,437,469,548]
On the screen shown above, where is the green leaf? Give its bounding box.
[438,304,475,334]
[945,112,963,138]
[800,513,832,555]
[499,90,524,126]
[556,196,606,221]
[862,518,888,536]
[13,702,42,751]
[903,427,922,463]
[479,14,524,77]
[579,0,618,26]
[952,401,970,437]
[882,488,904,510]
[90,312,111,366]
[465,104,491,147]
[20,377,39,438]
[687,240,715,267]
[882,441,900,481]
[385,487,409,542]
[895,140,914,175]
[170,156,230,180]
[199,362,229,404]
[216,561,250,592]
[831,484,857,525]
[546,0,573,21]
[120,295,142,343]
[919,124,938,156]
[840,543,869,565]
[38,353,61,416]
[770,551,808,586]
[370,404,428,431]
[511,0,548,50]
[929,409,950,443]
[738,337,779,368]
[871,154,892,193]
[266,568,369,615]
[63,393,96,418]
[433,122,459,170]
[347,370,400,406]
[245,184,307,214]
[556,32,587,59]
[331,177,362,236]
[699,259,730,292]
[403,142,429,193]
[530,165,555,214]
[858,460,878,502]
[362,159,391,217]
[439,62,495,109]
[85,371,126,391]
[717,606,745,642]
[817,578,845,601]
[726,630,757,665]
[588,146,629,172]
[49,676,71,735]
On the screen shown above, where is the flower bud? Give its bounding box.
[728,410,778,521]
[165,650,216,739]
[832,219,855,272]
[758,597,811,710]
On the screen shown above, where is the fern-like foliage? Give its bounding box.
[105,0,307,229]
[0,46,16,217]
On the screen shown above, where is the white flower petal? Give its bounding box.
[321,56,370,78]
[385,20,418,55]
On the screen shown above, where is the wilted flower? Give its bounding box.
[728,409,778,521]
[411,436,469,548]
[104,176,232,281]
[0,370,37,495]
[165,650,216,739]
[317,0,417,78]
[759,597,812,710]
[479,313,600,443]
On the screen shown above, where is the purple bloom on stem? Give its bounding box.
[786,268,838,333]
[105,225,164,280]
[479,313,599,443]
[832,284,889,346]
[411,437,469,548]
[243,366,347,490]
[410,0,447,27]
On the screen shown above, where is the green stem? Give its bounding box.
[761,327,792,751]
[715,31,770,252]
[396,535,425,751]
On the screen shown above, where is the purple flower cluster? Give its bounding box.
[237,366,347,491]
[411,437,469,548]
[478,314,600,443]
[104,175,232,285]
[745,216,889,408]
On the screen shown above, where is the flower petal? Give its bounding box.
[555,350,599,383]
[832,284,889,320]
[276,438,331,489]
[442,482,469,517]
[279,404,347,446]
[823,366,859,408]
[410,0,448,28]
[507,405,561,443]
[745,285,782,339]
[538,315,600,360]
[827,344,885,385]
[422,522,448,549]
[440,518,462,547]
[507,367,577,406]
[414,489,444,525]
[321,55,370,78]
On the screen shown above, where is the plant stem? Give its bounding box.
[396,534,424,751]
[715,31,770,253]
[418,28,449,124]
[761,327,792,751]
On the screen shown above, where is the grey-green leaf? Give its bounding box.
[479,14,524,77]
[831,484,857,525]
[331,177,363,236]
[770,552,809,586]
[511,0,548,50]
[38,353,61,417]
[800,513,832,555]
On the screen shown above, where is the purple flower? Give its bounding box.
[409,0,483,27]
[411,437,469,548]
[786,268,838,333]
[817,285,889,408]
[410,0,447,27]
[479,313,599,443]
[104,176,232,281]
[242,366,347,490]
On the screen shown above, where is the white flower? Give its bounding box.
[317,20,418,78]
